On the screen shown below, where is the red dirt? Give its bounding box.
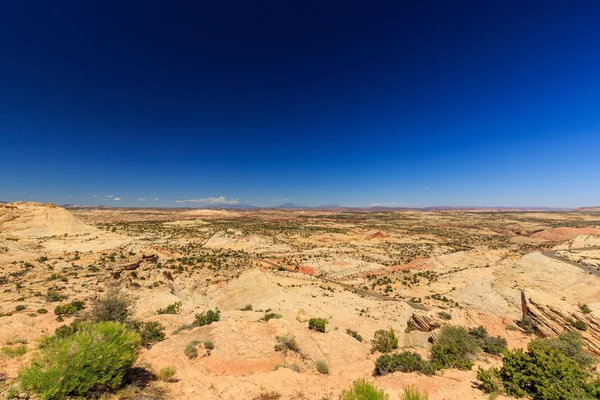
[530,228,600,242]
[298,265,317,275]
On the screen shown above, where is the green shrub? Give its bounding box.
[1,345,27,358]
[275,336,300,353]
[184,342,198,359]
[346,329,363,342]
[481,335,507,355]
[262,312,282,321]
[53,301,85,316]
[126,320,165,346]
[373,351,436,376]
[15,305,26,311]
[477,332,600,399]
[430,326,479,370]
[46,290,66,303]
[204,340,214,350]
[370,328,398,353]
[400,386,429,400]
[579,303,592,314]
[308,318,327,332]
[20,322,141,399]
[157,301,182,315]
[193,309,220,327]
[437,311,452,320]
[567,318,588,331]
[476,367,502,394]
[89,288,133,323]
[467,325,487,340]
[315,359,329,374]
[241,304,253,311]
[341,379,389,400]
[157,366,176,382]
[36,308,48,314]
[517,315,536,334]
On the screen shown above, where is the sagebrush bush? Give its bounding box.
[157,366,176,382]
[373,351,436,376]
[437,311,452,320]
[127,320,165,345]
[20,322,141,399]
[262,312,282,321]
[194,309,221,327]
[477,332,600,399]
[157,301,182,315]
[275,336,300,353]
[346,329,363,342]
[184,342,198,359]
[315,359,329,374]
[579,303,592,314]
[370,328,398,353]
[430,326,479,370]
[308,318,327,332]
[53,300,85,316]
[341,379,389,400]
[481,335,507,355]
[89,288,133,323]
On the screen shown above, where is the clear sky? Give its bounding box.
[1,1,599,208]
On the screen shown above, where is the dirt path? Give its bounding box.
[541,246,600,277]
[253,257,429,311]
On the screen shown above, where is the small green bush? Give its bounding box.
[204,340,214,350]
[341,379,389,400]
[46,290,66,303]
[127,320,165,346]
[275,336,300,353]
[157,366,176,382]
[241,304,253,311]
[193,309,221,327]
[54,301,85,316]
[400,386,429,400]
[579,303,592,314]
[370,328,398,353]
[157,301,182,315]
[481,335,508,355]
[262,313,282,321]
[15,305,26,311]
[315,359,329,374]
[430,326,479,370]
[308,318,327,332]
[184,342,198,359]
[89,288,133,323]
[36,308,48,314]
[476,367,502,394]
[19,322,141,399]
[467,325,487,340]
[568,318,588,331]
[346,329,363,342]
[373,351,436,376]
[437,311,452,320]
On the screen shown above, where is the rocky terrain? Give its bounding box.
[1,202,600,399]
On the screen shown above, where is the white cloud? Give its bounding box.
[154,198,159,201]
[105,195,114,198]
[138,198,147,201]
[370,202,397,207]
[114,198,121,201]
[423,187,430,191]
[93,195,98,198]
[176,196,239,205]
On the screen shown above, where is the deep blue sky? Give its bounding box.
[1,1,599,207]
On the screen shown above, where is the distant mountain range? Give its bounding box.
[46,203,592,212]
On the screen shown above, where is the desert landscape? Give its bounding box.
[2,202,600,399]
